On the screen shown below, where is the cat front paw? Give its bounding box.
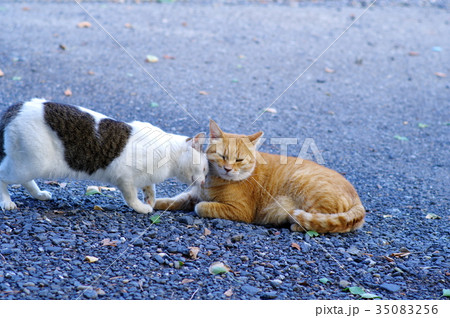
[36,190,52,201]
[133,203,153,214]
[0,200,17,211]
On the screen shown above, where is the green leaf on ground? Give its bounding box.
[360,293,382,299]
[319,277,330,284]
[85,186,102,196]
[150,214,161,224]
[418,123,429,128]
[12,76,21,81]
[209,261,230,275]
[150,102,159,108]
[443,289,450,297]
[347,286,365,295]
[394,135,408,141]
[306,230,319,237]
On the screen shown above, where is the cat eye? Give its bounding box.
[236,159,244,162]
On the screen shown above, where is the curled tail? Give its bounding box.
[290,204,366,233]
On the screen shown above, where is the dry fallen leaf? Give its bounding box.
[93,205,104,211]
[64,88,72,96]
[189,247,200,259]
[264,107,277,113]
[324,67,335,73]
[224,288,233,297]
[85,255,99,263]
[99,186,116,192]
[199,91,209,95]
[124,23,133,29]
[291,242,301,251]
[0,69,4,77]
[163,55,175,60]
[383,255,395,262]
[145,55,159,63]
[87,70,95,75]
[22,7,30,11]
[77,21,92,28]
[390,252,411,258]
[435,72,447,78]
[101,238,118,247]
[59,44,67,50]
[203,228,211,236]
[408,51,420,56]
[181,278,194,284]
[426,213,441,219]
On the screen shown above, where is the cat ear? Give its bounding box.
[209,119,223,139]
[248,131,264,146]
[186,132,206,152]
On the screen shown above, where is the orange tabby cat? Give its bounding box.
[155,120,365,233]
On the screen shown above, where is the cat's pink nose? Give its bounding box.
[224,167,232,173]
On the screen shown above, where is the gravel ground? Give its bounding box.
[0,1,449,300]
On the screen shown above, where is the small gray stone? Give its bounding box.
[347,245,361,256]
[83,289,98,299]
[154,254,165,264]
[380,283,401,293]
[231,234,244,243]
[270,279,283,288]
[241,285,260,295]
[339,280,350,288]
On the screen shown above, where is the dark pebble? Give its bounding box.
[177,216,194,225]
[260,291,277,300]
[231,234,244,243]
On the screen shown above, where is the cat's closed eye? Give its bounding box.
[236,159,244,162]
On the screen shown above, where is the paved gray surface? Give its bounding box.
[0,1,449,300]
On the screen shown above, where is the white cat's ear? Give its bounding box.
[248,131,264,147]
[209,119,223,139]
[186,132,206,152]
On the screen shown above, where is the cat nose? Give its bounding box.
[224,167,232,172]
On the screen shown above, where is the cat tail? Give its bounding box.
[290,204,366,233]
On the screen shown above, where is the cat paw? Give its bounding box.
[194,203,206,217]
[36,191,52,201]
[145,197,155,207]
[133,203,153,214]
[0,200,17,211]
[290,223,306,232]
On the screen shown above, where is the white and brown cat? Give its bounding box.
[0,98,208,213]
[155,120,365,233]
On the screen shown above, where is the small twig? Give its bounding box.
[189,287,199,300]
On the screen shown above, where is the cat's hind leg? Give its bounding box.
[118,182,152,214]
[154,188,199,211]
[22,180,52,201]
[0,181,17,210]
